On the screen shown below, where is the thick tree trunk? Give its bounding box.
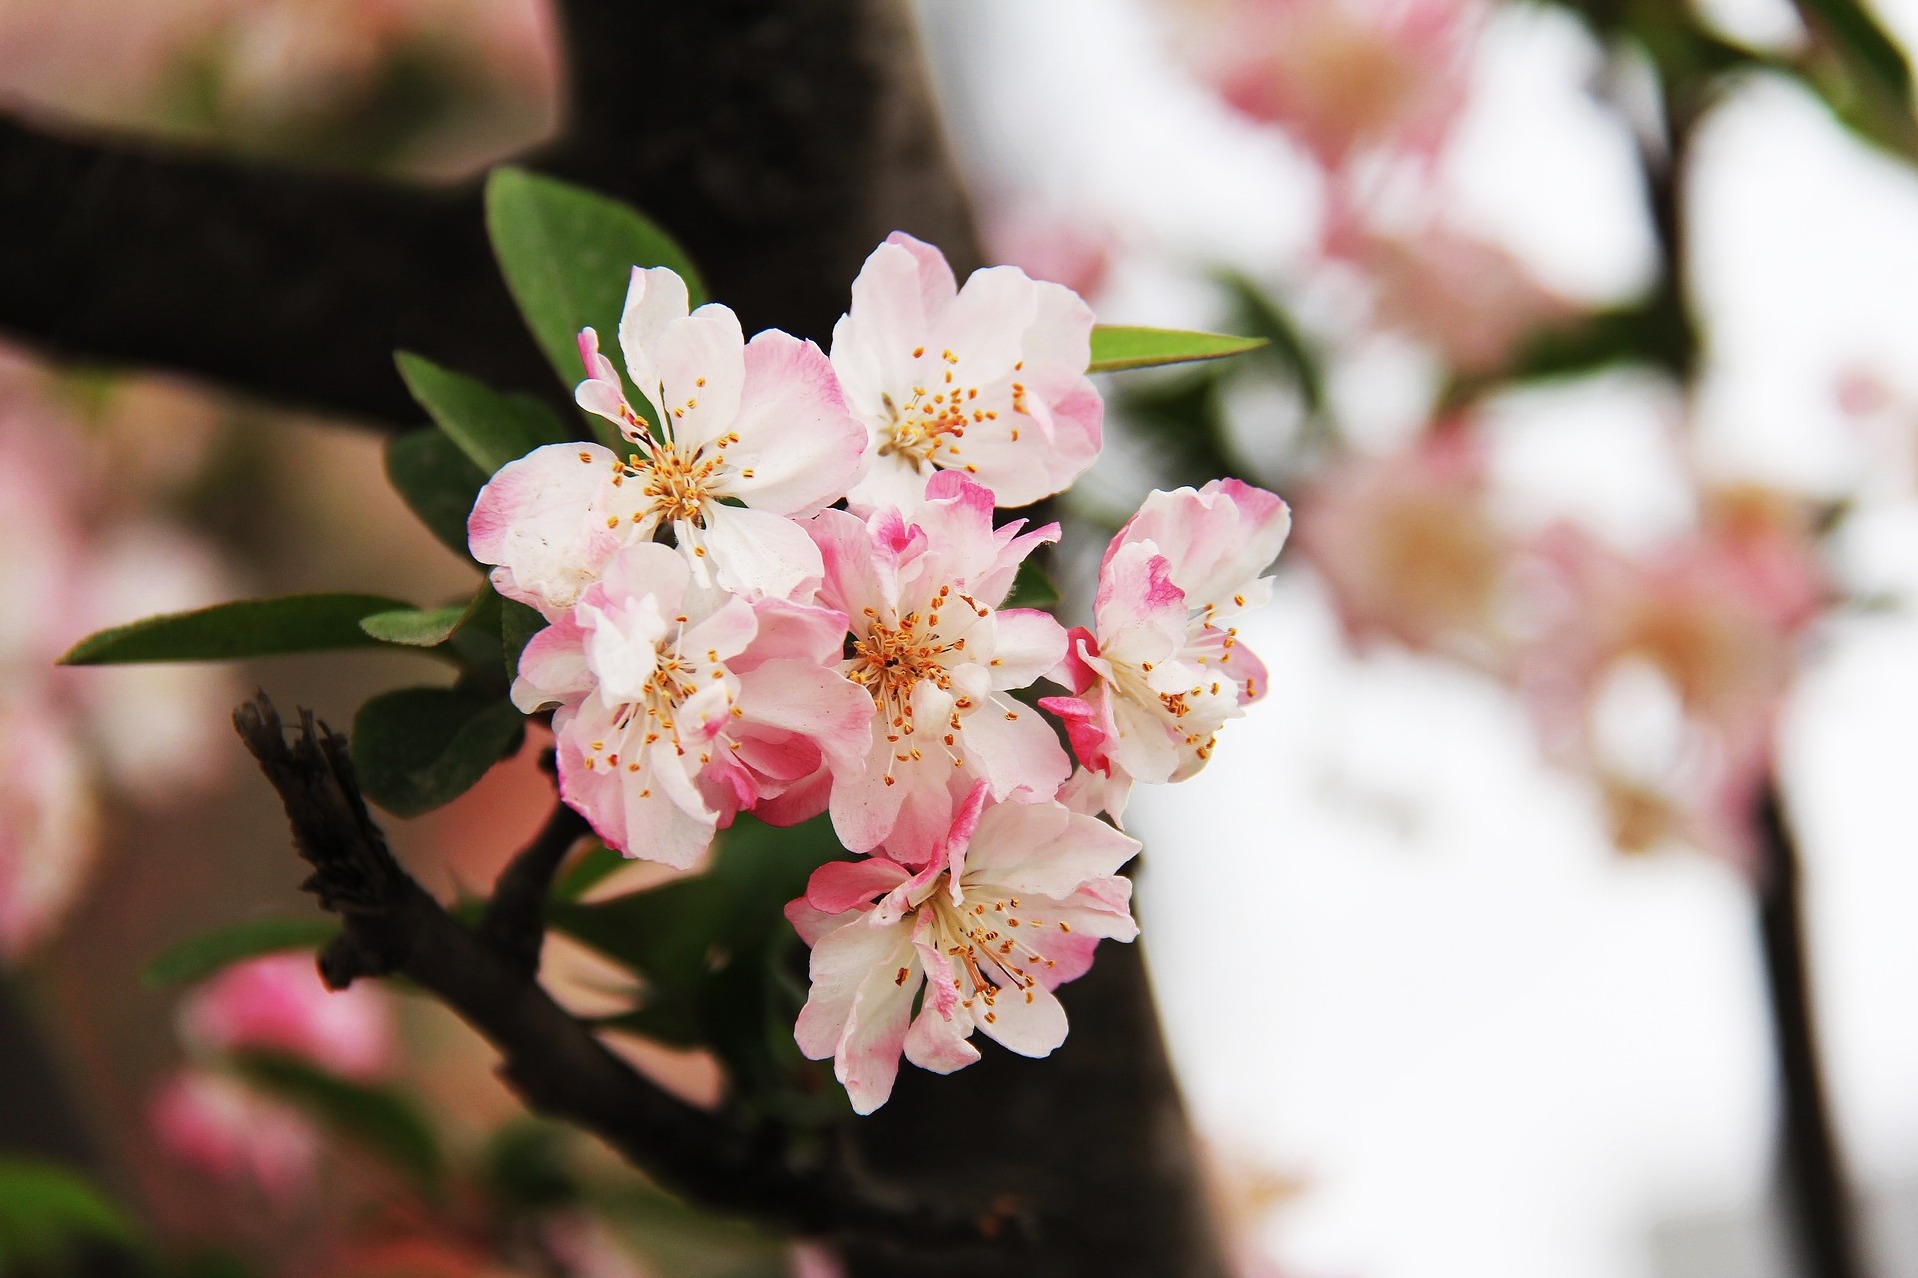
[838,941,1232,1278]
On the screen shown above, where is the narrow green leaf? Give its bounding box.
[385,428,489,560]
[1797,0,1912,100]
[1005,560,1060,610]
[501,598,547,682]
[142,917,339,988]
[231,1054,443,1191]
[547,814,843,1000]
[360,603,469,648]
[60,594,413,666]
[395,351,575,475]
[553,842,628,900]
[352,685,525,817]
[0,1158,142,1270]
[484,167,707,396]
[1087,325,1267,374]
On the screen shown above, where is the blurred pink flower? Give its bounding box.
[1294,428,1512,659]
[181,952,396,1080]
[1329,213,1569,375]
[980,204,1115,303]
[0,390,237,959]
[0,703,99,961]
[150,1069,322,1206]
[1180,0,1481,170]
[1514,498,1823,866]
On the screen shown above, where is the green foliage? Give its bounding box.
[395,350,575,475]
[1005,559,1060,610]
[359,602,472,648]
[1222,273,1327,415]
[1087,325,1266,373]
[0,1157,143,1272]
[548,813,847,1118]
[59,594,415,666]
[232,1053,444,1193]
[351,684,524,816]
[484,167,706,444]
[553,842,628,900]
[141,917,339,988]
[500,597,548,682]
[385,427,490,560]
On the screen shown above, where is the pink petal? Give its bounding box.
[726,331,868,516]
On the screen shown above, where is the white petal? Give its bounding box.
[975,978,1068,1058]
[724,331,869,515]
[701,505,825,601]
[654,304,745,450]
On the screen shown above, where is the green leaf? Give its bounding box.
[553,842,627,900]
[351,685,525,817]
[359,603,471,648]
[395,351,575,475]
[501,598,547,681]
[1088,325,1267,374]
[0,1157,142,1271]
[60,594,414,666]
[1222,273,1327,414]
[484,167,707,401]
[1005,560,1060,610]
[385,428,489,560]
[232,1054,443,1191]
[547,812,845,1098]
[142,917,339,988]
[1797,0,1912,101]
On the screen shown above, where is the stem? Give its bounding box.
[1757,781,1866,1278]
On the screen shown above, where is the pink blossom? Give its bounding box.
[1514,509,1820,867]
[807,472,1071,864]
[788,787,1139,1114]
[1292,428,1511,658]
[1332,217,1569,375]
[512,541,873,869]
[471,265,867,611]
[0,703,98,961]
[1183,0,1480,170]
[831,233,1103,511]
[180,952,394,1080]
[1041,479,1289,818]
[150,1069,321,1206]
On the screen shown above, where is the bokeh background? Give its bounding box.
[1,1,1915,1275]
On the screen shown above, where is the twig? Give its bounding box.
[232,692,995,1247]
[479,795,589,978]
[1757,782,1866,1278]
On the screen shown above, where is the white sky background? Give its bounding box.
[916,3,1918,1277]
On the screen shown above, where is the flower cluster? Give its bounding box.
[472,234,1289,1110]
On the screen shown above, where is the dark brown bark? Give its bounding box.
[0,0,976,426]
[839,940,1233,1278]
[1757,783,1866,1278]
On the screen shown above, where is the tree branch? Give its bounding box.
[478,793,589,978]
[0,0,972,426]
[1757,781,1866,1278]
[230,692,996,1248]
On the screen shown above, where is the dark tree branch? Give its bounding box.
[1757,782,1866,1278]
[478,796,589,978]
[231,693,997,1249]
[0,0,973,426]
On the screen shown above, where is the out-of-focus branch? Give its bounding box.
[0,0,974,425]
[1757,782,1866,1278]
[478,794,588,978]
[231,693,995,1248]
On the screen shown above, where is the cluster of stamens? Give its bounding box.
[917,883,1068,1022]
[877,348,1024,474]
[578,627,735,790]
[844,585,994,785]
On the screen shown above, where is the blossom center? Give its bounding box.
[922,882,1060,1018]
[580,635,730,778]
[624,434,739,526]
[877,349,1013,473]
